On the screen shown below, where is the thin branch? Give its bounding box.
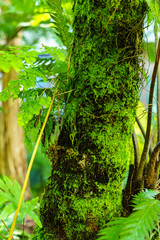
[101,0,121,35]
[145,142,160,188]
[132,131,140,169]
[1,219,15,240]
[0,233,7,240]
[135,116,152,157]
[154,13,160,143]
[135,116,146,138]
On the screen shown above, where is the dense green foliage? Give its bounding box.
[0,45,68,146]
[0,176,41,235]
[0,0,35,41]
[0,0,50,45]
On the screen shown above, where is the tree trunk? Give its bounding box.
[0,35,31,200]
[35,0,147,239]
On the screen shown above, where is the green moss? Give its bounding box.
[33,226,56,240]
[35,0,148,239]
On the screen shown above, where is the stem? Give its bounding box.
[1,219,14,240]
[156,158,160,177]
[132,131,140,169]
[136,38,160,181]
[149,142,160,164]
[154,1,160,143]
[145,141,160,188]
[135,116,152,157]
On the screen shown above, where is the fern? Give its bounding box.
[0,45,67,125]
[146,0,160,26]
[47,0,73,51]
[97,189,160,240]
[0,176,42,228]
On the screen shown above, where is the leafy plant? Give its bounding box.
[0,176,42,229]
[146,0,160,26]
[47,0,73,50]
[122,38,160,213]
[0,0,51,46]
[97,189,160,240]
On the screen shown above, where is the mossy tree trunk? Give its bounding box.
[36,0,147,239]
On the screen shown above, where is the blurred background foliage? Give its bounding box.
[27,145,51,197]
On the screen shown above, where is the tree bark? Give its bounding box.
[35,0,147,239]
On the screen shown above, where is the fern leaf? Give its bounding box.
[0,176,41,227]
[47,0,73,51]
[146,0,160,25]
[97,190,160,240]
[132,189,158,202]
[97,218,126,240]
[0,203,16,220]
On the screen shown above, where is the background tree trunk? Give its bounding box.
[0,34,31,200]
[35,0,147,239]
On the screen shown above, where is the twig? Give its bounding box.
[135,116,152,157]
[0,233,7,240]
[101,0,121,35]
[67,45,73,84]
[22,218,24,240]
[1,219,15,240]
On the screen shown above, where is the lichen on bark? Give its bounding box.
[35,0,148,239]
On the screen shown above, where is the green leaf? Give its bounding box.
[0,107,5,113]
[12,180,22,201]
[97,218,126,240]
[2,176,15,196]
[0,203,16,219]
[0,178,10,193]
[0,195,9,205]
[47,0,73,51]
[0,176,41,227]
[27,211,42,228]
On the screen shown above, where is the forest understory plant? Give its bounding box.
[0,176,41,240]
[98,189,160,240]
[122,38,160,215]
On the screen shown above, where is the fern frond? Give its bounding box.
[146,0,160,25]
[97,218,127,240]
[97,189,160,240]
[131,189,158,207]
[47,0,73,51]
